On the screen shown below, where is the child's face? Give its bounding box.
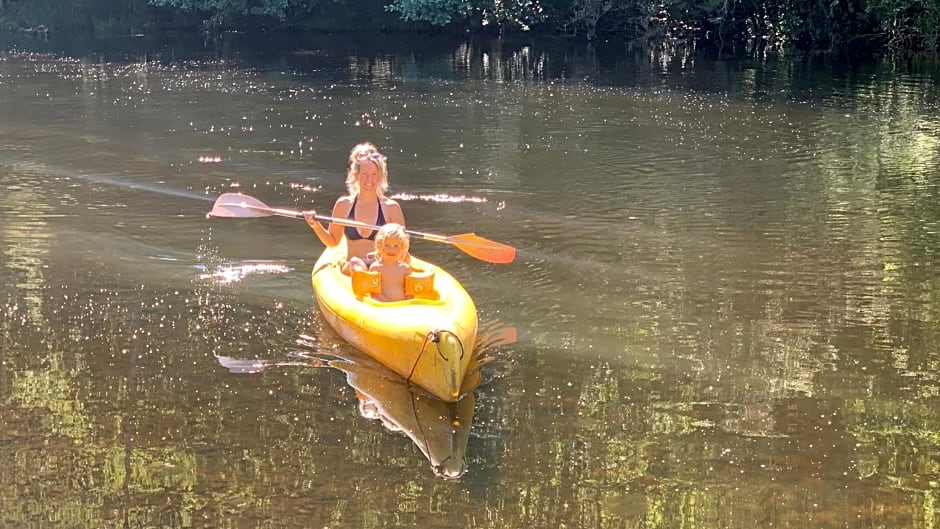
[378,237,405,260]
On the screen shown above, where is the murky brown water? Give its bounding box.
[2,33,939,528]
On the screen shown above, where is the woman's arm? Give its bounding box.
[305,197,350,247]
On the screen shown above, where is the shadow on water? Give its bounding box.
[215,322,516,479]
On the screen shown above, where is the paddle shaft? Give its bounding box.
[210,193,515,263]
[228,202,454,244]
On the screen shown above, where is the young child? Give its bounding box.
[368,223,411,302]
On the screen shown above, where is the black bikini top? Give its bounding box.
[344,196,386,241]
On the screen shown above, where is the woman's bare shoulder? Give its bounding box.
[332,195,354,215]
[381,198,405,222]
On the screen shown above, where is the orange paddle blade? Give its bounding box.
[479,325,518,348]
[444,233,516,264]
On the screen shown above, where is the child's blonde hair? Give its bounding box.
[346,142,389,196]
[375,223,409,259]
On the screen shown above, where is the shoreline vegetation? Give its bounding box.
[0,0,938,54]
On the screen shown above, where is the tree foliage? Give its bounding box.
[378,0,940,50]
[2,0,938,51]
[865,0,940,49]
[384,0,468,26]
[148,0,313,20]
[383,0,547,30]
[146,0,323,30]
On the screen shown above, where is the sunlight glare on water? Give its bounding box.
[197,260,293,286]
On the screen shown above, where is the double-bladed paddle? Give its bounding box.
[208,192,516,264]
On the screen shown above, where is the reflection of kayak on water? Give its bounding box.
[215,325,514,479]
[217,349,474,479]
[338,352,475,479]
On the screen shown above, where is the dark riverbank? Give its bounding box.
[2,0,939,55]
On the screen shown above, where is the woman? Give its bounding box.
[304,142,405,273]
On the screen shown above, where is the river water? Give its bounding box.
[1,33,939,528]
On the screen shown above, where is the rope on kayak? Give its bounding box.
[433,330,465,362]
[406,330,465,385]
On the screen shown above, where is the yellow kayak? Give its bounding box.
[311,244,478,402]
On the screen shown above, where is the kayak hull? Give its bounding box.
[311,244,478,402]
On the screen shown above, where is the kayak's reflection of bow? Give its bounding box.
[216,323,515,479]
[343,356,475,479]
